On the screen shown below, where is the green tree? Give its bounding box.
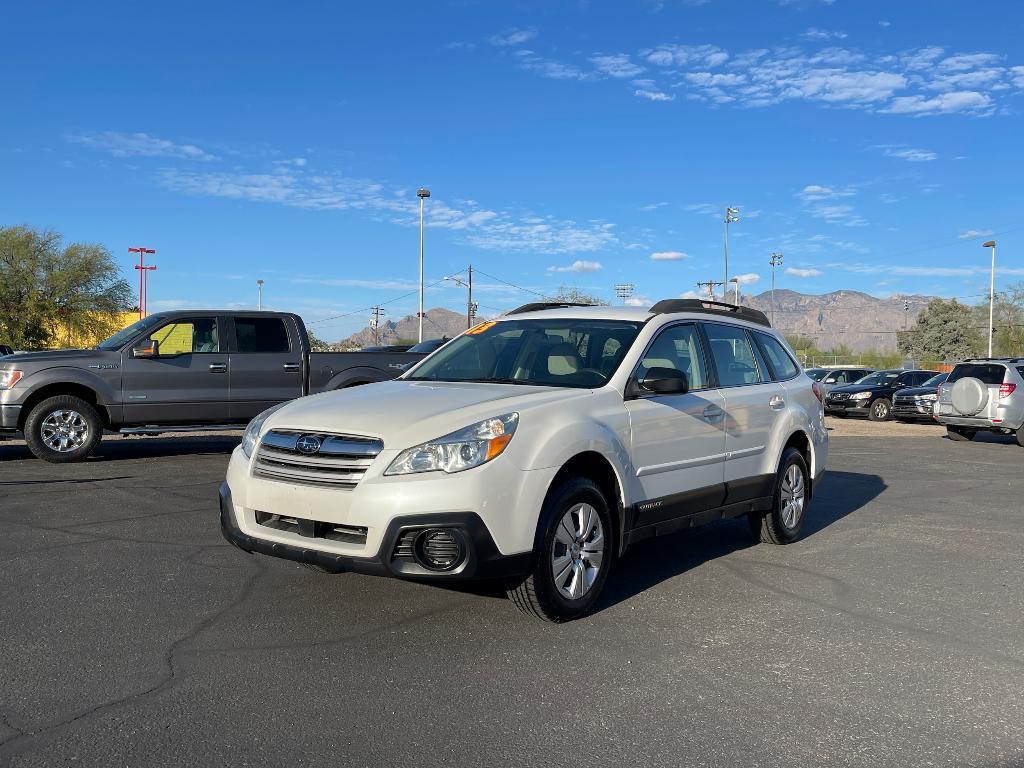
[978,282,1024,357]
[306,327,334,352]
[0,225,132,349]
[898,298,981,362]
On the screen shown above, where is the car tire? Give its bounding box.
[868,398,892,422]
[946,426,976,442]
[24,395,103,463]
[749,447,809,545]
[1016,430,1024,448]
[507,477,613,622]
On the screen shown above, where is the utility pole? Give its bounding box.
[723,207,739,303]
[983,240,997,357]
[417,187,431,343]
[257,279,264,310]
[903,299,910,330]
[444,267,476,329]
[369,306,386,346]
[769,252,783,327]
[614,283,635,305]
[696,281,724,301]
[129,247,157,318]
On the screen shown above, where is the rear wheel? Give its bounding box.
[1015,430,1024,448]
[24,395,103,463]
[868,398,892,422]
[946,426,976,442]
[507,477,612,622]
[749,448,809,545]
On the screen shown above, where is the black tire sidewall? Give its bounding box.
[770,448,809,543]
[531,478,613,621]
[25,395,102,463]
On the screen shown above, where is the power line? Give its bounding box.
[472,268,555,300]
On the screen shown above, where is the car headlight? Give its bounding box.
[0,370,23,390]
[240,402,288,458]
[917,393,937,401]
[850,391,872,400]
[385,413,519,476]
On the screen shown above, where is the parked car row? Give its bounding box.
[823,368,939,422]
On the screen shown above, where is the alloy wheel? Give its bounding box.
[780,464,805,529]
[550,502,605,600]
[40,409,89,453]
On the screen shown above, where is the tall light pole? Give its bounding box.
[723,207,739,303]
[769,252,783,327]
[729,277,740,305]
[614,283,635,305]
[257,279,264,310]
[129,247,157,318]
[983,240,996,357]
[417,187,431,343]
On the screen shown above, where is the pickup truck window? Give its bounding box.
[152,319,219,354]
[405,319,643,388]
[95,314,164,350]
[235,318,290,353]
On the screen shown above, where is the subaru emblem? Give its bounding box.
[295,435,322,455]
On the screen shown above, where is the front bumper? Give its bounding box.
[892,400,935,419]
[219,482,531,581]
[0,404,21,431]
[825,399,869,415]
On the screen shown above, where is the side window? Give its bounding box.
[636,324,708,390]
[151,318,219,354]
[704,324,762,386]
[235,318,290,353]
[754,332,800,381]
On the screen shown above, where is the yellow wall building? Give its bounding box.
[46,312,140,349]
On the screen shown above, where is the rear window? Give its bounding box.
[947,364,1006,385]
[754,332,800,381]
[1017,366,1024,379]
[235,318,290,353]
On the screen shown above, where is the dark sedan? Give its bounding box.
[892,372,949,422]
[825,369,938,421]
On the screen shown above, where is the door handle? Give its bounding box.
[282,363,301,372]
[769,395,785,410]
[209,363,228,373]
[702,405,724,421]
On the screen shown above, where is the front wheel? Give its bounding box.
[868,398,892,422]
[24,395,103,463]
[507,477,612,622]
[749,447,809,545]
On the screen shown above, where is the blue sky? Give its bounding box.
[3,0,1023,340]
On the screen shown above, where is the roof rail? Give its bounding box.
[506,301,596,315]
[649,299,771,327]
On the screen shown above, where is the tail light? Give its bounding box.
[811,381,824,404]
[999,383,1016,399]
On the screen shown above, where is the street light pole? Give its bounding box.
[257,279,264,310]
[983,240,997,357]
[723,207,739,303]
[129,247,157,318]
[769,252,783,327]
[417,188,431,343]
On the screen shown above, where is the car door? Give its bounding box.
[228,315,304,421]
[702,322,783,504]
[120,316,230,424]
[624,322,727,528]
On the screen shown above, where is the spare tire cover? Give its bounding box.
[951,377,988,416]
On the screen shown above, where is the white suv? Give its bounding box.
[219,300,828,621]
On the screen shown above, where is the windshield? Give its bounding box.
[854,371,900,386]
[922,373,947,387]
[95,315,164,350]
[407,338,448,354]
[405,318,644,388]
[805,368,828,381]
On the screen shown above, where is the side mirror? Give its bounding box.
[637,367,689,396]
[132,339,160,358]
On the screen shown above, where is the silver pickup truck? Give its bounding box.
[0,310,436,462]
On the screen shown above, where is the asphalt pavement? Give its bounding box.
[1,424,1022,767]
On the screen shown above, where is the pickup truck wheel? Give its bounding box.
[24,395,103,463]
[946,426,976,442]
[748,447,808,545]
[868,398,892,422]
[507,477,612,623]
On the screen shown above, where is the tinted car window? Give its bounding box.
[151,318,219,354]
[947,364,1006,385]
[754,332,799,381]
[923,373,947,387]
[805,368,828,381]
[857,371,900,386]
[1017,366,1024,379]
[637,324,709,390]
[704,324,761,386]
[235,318,290,353]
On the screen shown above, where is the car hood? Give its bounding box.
[262,379,592,448]
[895,385,938,397]
[828,383,885,395]
[0,349,112,366]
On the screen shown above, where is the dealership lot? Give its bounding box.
[1,422,1022,767]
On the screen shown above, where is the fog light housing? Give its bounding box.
[413,528,466,571]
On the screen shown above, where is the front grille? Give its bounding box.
[255,511,367,544]
[254,429,384,488]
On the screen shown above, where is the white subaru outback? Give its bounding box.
[220,299,828,621]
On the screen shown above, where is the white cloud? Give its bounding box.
[679,289,704,299]
[625,295,651,307]
[489,27,537,47]
[590,54,645,79]
[799,184,855,201]
[547,260,604,273]
[732,273,761,284]
[884,90,992,115]
[880,145,937,162]
[650,251,688,261]
[802,28,847,40]
[515,51,593,81]
[958,229,993,239]
[635,89,674,101]
[785,267,823,277]
[809,203,867,227]
[638,202,668,211]
[69,131,215,160]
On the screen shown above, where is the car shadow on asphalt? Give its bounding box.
[0,435,241,463]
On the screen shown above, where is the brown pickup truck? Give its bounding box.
[0,310,441,462]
